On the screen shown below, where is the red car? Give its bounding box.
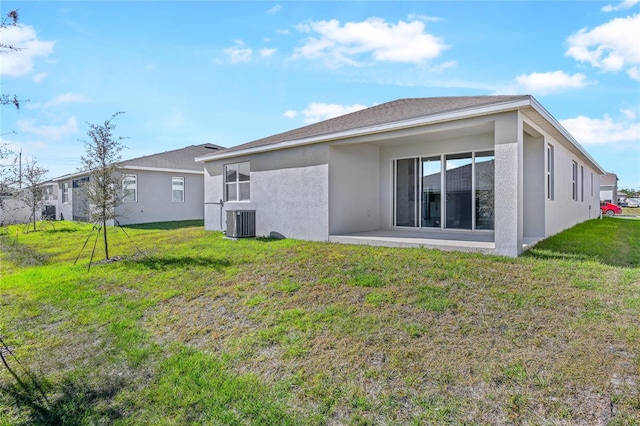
[600,202,622,216]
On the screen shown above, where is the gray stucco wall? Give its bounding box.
[203,144,330,241]
[116,170,204,225]
[328,144,380,235]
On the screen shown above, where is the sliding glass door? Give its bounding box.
[394,158,417,227]
[394,151,494,231]
[445,153,473,229]
[421,157,441,228]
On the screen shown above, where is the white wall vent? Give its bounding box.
[226,210,256,238]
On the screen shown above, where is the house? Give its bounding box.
[599,173,618,204]
[0,181,58,226]
[195,96,605,257]
[53,144,223,225]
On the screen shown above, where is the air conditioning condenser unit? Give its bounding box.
[226,210,256,238]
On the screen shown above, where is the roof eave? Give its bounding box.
[195,97,534,163]
[528,97,606,175]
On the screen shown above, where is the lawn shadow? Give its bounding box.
[131,255,232,271]
[123,220,204,230]
[1,374,127,425]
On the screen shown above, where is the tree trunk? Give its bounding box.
[103,220,109,259]
[32,205,36,232]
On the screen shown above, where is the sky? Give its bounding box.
[1,1,639,190]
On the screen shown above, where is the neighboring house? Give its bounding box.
[599,173,618,204]
[195,96,605,257]
[0,181,57,226]
[53,144,223,225]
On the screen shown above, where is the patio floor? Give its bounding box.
[329,230,543,255]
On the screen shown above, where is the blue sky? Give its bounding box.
[1,1,639,189]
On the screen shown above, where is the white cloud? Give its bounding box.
[16,116,79,141]
[32,72,47,83]
[294,17,448,67]
[299,102,369,124]
[282,110,297,118]
[268,5,282,15]
[224,40,252,64]
[43,93,87,108]
[515,70,589,95]
[621,108,637,120]
[601,0,639,12]
[566,14,640,78]
[560,114,640,145]
[276,29,290,35]
[260,48,277,57]
[0,25,55,77]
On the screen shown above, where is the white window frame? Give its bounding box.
[546,144,554,200]
[172,177,185,203]
[62,182,69,204]
[122,174,138,203]
[572,161,578,201]
[580,165,584,202]
[224,162,250,202]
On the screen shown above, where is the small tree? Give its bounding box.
[12,158,48,231]
[79,112,127,260]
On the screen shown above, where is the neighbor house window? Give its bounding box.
[546,144,554,200]
[122,174,137,202]
[225,162,250,201]
[172,177,184,202]
[572,161,578,201]
[62,182,69,203]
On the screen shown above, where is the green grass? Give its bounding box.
[1,218,639,424]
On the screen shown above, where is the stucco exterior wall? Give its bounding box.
[116,170,204,225]
[203,144,330,240]
[58,179,73,221]
[544,138,600,237]
[328,144,380,234]
[523,132,545,239]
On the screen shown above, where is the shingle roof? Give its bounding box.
[121,143,224,171]
[216,96,530,155]
[600,173,618,185]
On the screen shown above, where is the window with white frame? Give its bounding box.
[225,162,250,201]
[172,177,184,202]
[546,144,554,200]
[572,161,578,201]
[122,174,137,202]
[62,182,69,203]
[580,165,584,201]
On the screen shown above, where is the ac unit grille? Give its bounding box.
[226,210,256,238]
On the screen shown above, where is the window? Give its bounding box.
[580,165,584,201]
[572,161,578,201]
[62,182,69,203]
[225,162,250,201]
[546,144,554,200]
[122,174,137,202]
[172,177,184,202]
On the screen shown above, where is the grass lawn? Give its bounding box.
[1,218,639,425]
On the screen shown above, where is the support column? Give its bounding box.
[494,113,524,257]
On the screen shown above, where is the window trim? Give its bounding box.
[122,173,138,203]
[62,182,69,204]
[224,161,250,202]
[572,161,578,201]
[172,176,185,203]
[546,144,554,200]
